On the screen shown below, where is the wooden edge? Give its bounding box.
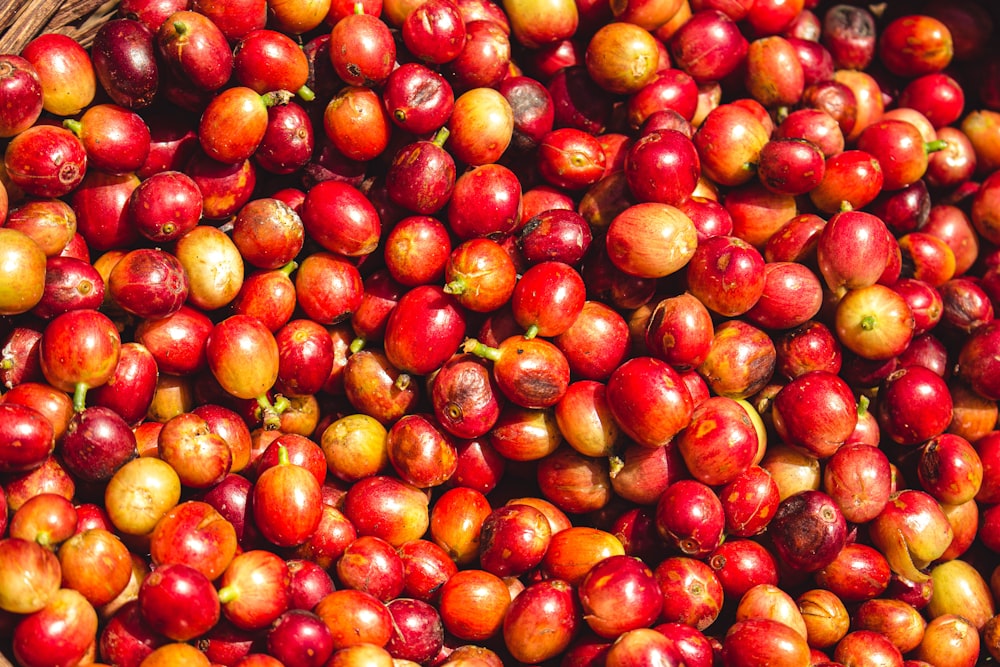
[50,0,122,49]
[45,0,118,30]
[0,0,120,54]
[0,0,62,55]
[0,0,30,35]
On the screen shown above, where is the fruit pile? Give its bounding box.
[1,0,1000,665]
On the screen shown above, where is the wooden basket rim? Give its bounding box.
[0,0,120,55]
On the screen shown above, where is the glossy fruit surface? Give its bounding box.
[2,3,1000,666]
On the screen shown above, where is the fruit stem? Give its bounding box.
[72,382,88,412]
[442,278,466,295]
[349,336,366,354]
[925,139,949,154]
[353,1,364,14]
[173,20,189,35]
[296,85,315,103]
[217,586,239,604]
[462,338,501,362]
[432,126,450,147]
[280,260,299,277]
[62,119,82,136]
[857,393,870,416]
[394,373,412,390]
[277,443,290,466]
[263,90,294,108]
[257,394,286,430]
[608,454,624,478]
[523,323,539,339]
[860,314,877,331]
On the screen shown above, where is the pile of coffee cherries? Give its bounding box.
[1,0,1000,665]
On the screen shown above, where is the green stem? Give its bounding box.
[277,443,290,466]
[860,315,877,331]
[353,1,364,13]
[73,383,88,412]
[462,338,501,362]
[349,337,366,354]
[925,139,949,154]
[432,126,450,148]
[523,323,539,340]
[263,90,293,107]
[296,85,315,103]
[217,586,239,604]
[857,393,870,417]
[442,278,466,295]
[173,20,189,35]
[394,373,412,391]
[280,260,299,277]
[608,455,624,478]
[62,119,82,136]
[256,394,285,430]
